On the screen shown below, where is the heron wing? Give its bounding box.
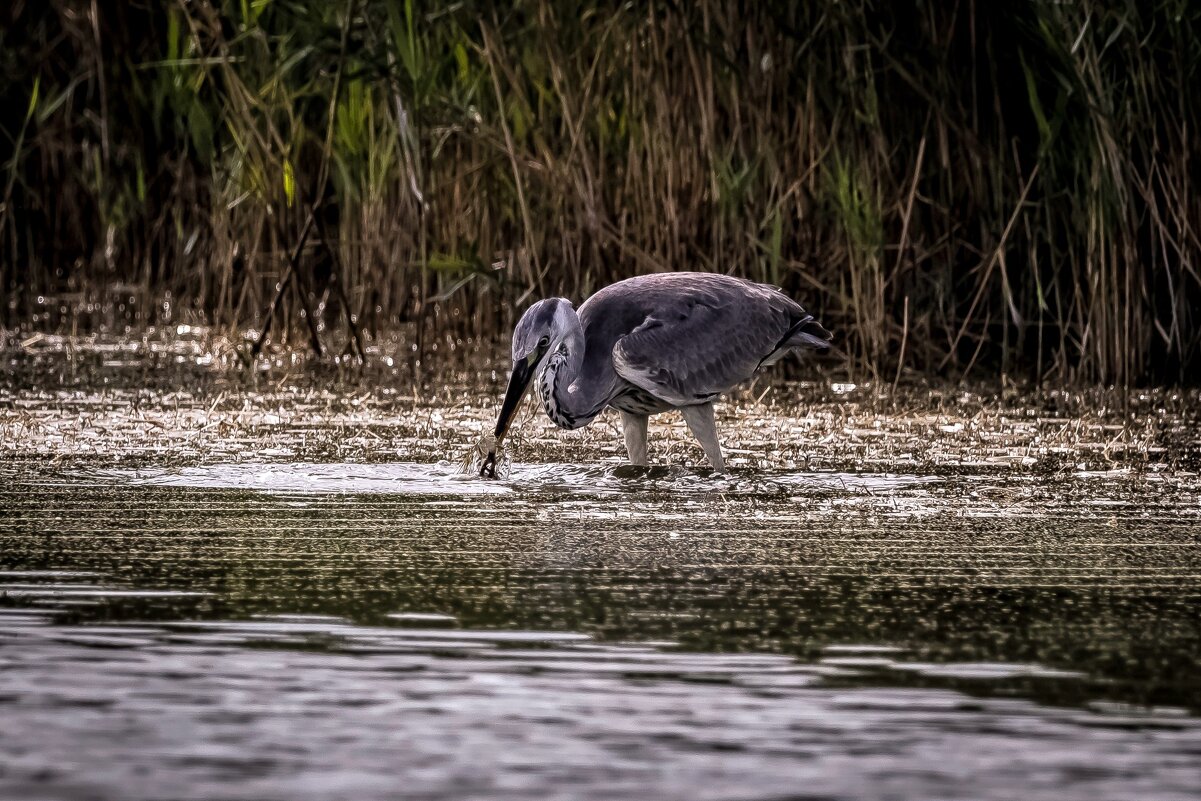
[610,276,824,406]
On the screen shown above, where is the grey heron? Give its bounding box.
[480,272,831,477]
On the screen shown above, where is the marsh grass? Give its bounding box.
[2,1,1199,384]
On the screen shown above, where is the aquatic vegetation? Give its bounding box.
[2,332,1198,474]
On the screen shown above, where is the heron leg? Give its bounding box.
[680,403,725,473]
[620,411,649,466]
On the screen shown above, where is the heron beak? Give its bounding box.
[481,351,539,477]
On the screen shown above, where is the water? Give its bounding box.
[3,460,1201,800]
[2,338,1201,799]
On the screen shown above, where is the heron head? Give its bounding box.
[510,297,574,365]
[481,299,571,477]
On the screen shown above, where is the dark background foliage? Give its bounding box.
[2,0,1199,383]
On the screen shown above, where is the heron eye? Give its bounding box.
[539,336,550,348]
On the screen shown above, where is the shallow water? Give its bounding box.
[2,459,1201,801]
[2,338,1201,799]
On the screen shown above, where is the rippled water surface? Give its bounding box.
[3,459,1201,801]
[2,338,1201,799]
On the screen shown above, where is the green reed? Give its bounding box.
[1,0,1199,384]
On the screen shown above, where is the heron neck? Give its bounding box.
[538,312,596,430]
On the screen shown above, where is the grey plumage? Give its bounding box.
[482,272,831,476]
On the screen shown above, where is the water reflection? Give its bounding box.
[98,460,945,497]
[2,464,1201,799]
[2,571,1200,801]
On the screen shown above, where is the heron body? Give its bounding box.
[482,272,831,476]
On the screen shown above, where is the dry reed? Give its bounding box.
[2,0,1199,385]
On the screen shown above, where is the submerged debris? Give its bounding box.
[463,433,509,479]
[1,332,1199,474]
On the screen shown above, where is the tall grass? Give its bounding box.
[2,0,1199,384]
